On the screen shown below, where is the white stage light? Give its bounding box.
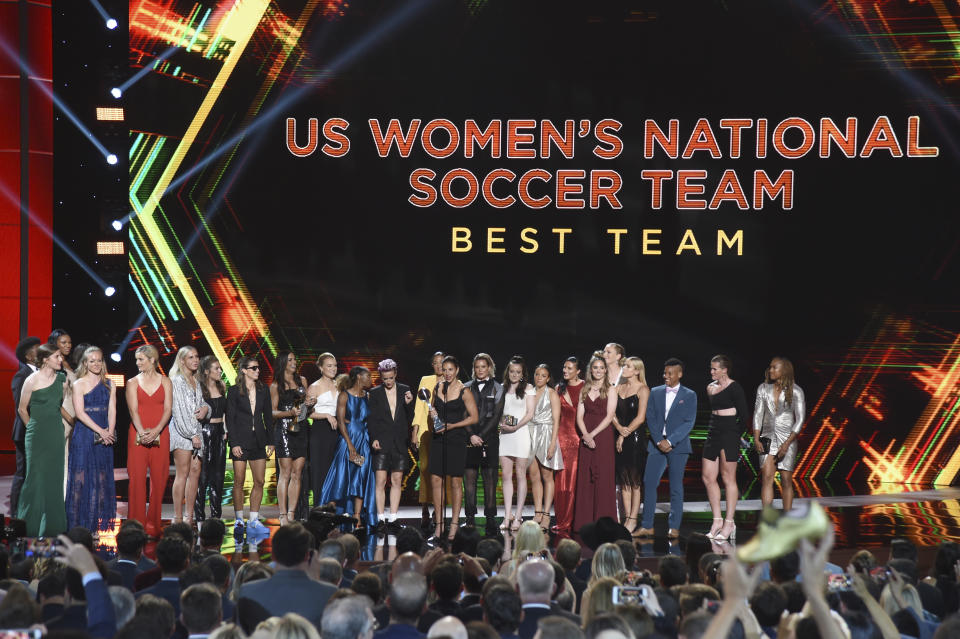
[110,353,122,362]
[106,18,118,29]
[106,154,118,165]
[111,87,121,99]
[112,219,123,231]
[104,286,116,297]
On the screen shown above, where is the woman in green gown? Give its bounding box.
[17,342,71,536]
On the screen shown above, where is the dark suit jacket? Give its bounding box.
[417,599,462,632]
[464,379,504,443]
[517,604,579,639]
[113,559,139,590]
[11,363,32,443]
[375,623,425,639]
[368,383,414,457]
[645,384,698,456]
[238,568,336,629]
[226,384,273,451]
[136,577,183,614]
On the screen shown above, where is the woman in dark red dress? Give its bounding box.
[573,352,618,532]
[553,357,583,533]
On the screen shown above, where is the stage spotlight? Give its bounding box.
[104,286,116,297]
[112,219,123,231]
[110,87,121,99]
[106,154,118,165]
[110,353,122,363]
[106,18,118,29]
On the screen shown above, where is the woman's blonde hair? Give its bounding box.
[76,346,108,387]
[208,623,248,639]
[317,352,336,367]
[274,613,321,639]
[582,577,620,626]
[135,344,159,370]
[624,357,647,387]
[512,520,547,564]
[581,351,610,401]
[880,582,922,617]
[229,561,274,602]
[590,543,626,585]
[168,345,198,380]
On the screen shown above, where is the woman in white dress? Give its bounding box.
[307,352,340,508]
[498,356,536,532]
[527,363,563,533]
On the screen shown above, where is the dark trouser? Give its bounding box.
[308,422,339,507]
[464,444,498,526]
[10,439,25,516]
[195,424,226,521]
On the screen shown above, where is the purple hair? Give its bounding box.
[378,358,398,373]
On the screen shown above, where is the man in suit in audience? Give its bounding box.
[180,583,222,639]
[238,523,336,629]
[375,572,428,639]
[110,524,152,591]
[637,358,698,539]
[10,336,40,515]
[482,585,522,639]
[516,561,578,639]
[135,536,191,615]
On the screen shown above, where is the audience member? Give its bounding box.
[111,522,153,589]
[480,584,522,639]
[134,594,177,638]
[533,616,584,639]
[516,559,579,639]
[137,536,192,614]
[658,555,688,589]
[109,584,137,628]
[556,539,587,610]
[581,577,619,627]
[341,534,362,587]
[203,554,236,620]
[181,582,224,638]
[427,616,468,639]
[377,572,428,639]
[418,559,465,632]
[317,558,345,587]
[321,595,377,639]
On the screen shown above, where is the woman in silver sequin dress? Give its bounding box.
[527,363,563,532]
[169,345,210,525]
[753,357,806,511]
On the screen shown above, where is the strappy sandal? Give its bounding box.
[433,516,443,539]
[623,516,637,533]
[447,521,460,540]
[536,511,550,532]
[287,510,297,523]
[278,513,289,526]
[499,516,511,531]
[510,516,522,532]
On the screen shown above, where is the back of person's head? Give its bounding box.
[770,551,800,583]
[547,560,568,602]
[750,581,787,626]
[156,536,191,574]
[164,521,196,546]
[658,555,688,588]
[135,593,177,638]
[849,550,877,575]
[684,533,713,583]
[452,525,482,557]
[481,584,521,633]
[320,595,373,639]
[340,534,360,565]
[781,580,806,613]
[890,538,918,562]
[179,563,215,589]
[613,605,654,639]
[582,577,619,626]
[880,582,922,617]
[230,561,273,602]
[317,557,343,586]
[273,523,315,567]
[537,616,585,639]
[396,527,425,556]
[615,540,637,571]
[200,518,227,548]
[64,567,86,601]
[427,615,468,639]
[181,582,223,634]
[117,524,148,558]
[676,584,720,617]
[933,613,960,639]
[109,585,137,627]
[584,613,634,639]
[886,558,918,585]
[678,610,712,639]
[203,554,233,591]
[592,543,626,582]
[351,571,382,605]
[209,623,249,639]
[387,572,428,624]
[654,587,679,626]
[475,539,504,572]
[67,526,95,550]
[841,609,881,639]
[318,538,347,565]
[465,620,499,639]
[430,561,464,601]
[116,616,171,639]
[274,612,322,639]
[0,582,40,627]
[555,538,581,572]
[37,569,67,601]
[465,558,491,595]
[516,559,555,601]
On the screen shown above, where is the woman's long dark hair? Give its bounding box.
[272,350,299,393]
[556,356,581,396]
[503,355,529,400]
[198,355,226,398]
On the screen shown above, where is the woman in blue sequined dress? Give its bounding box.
[66,346,117,533]
[319,366,376,529]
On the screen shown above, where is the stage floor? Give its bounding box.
[3,470,959,562]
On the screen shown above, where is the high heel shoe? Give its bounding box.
[433,517,443,539]
[447,521,459,540]
[705,517,723,539]
[714,518,736,541]
[510,515,522,532]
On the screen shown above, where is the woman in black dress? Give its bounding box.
[702,354,749,542]
[427,355,478,540]
[613,356,650,536]
[195,355,227,522]
[270,351,315,525]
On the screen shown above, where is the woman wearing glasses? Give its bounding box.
[226,355,274,539]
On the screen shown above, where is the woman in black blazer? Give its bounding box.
[226,355,274,538]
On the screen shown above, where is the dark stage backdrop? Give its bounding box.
[123,0,960,491]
